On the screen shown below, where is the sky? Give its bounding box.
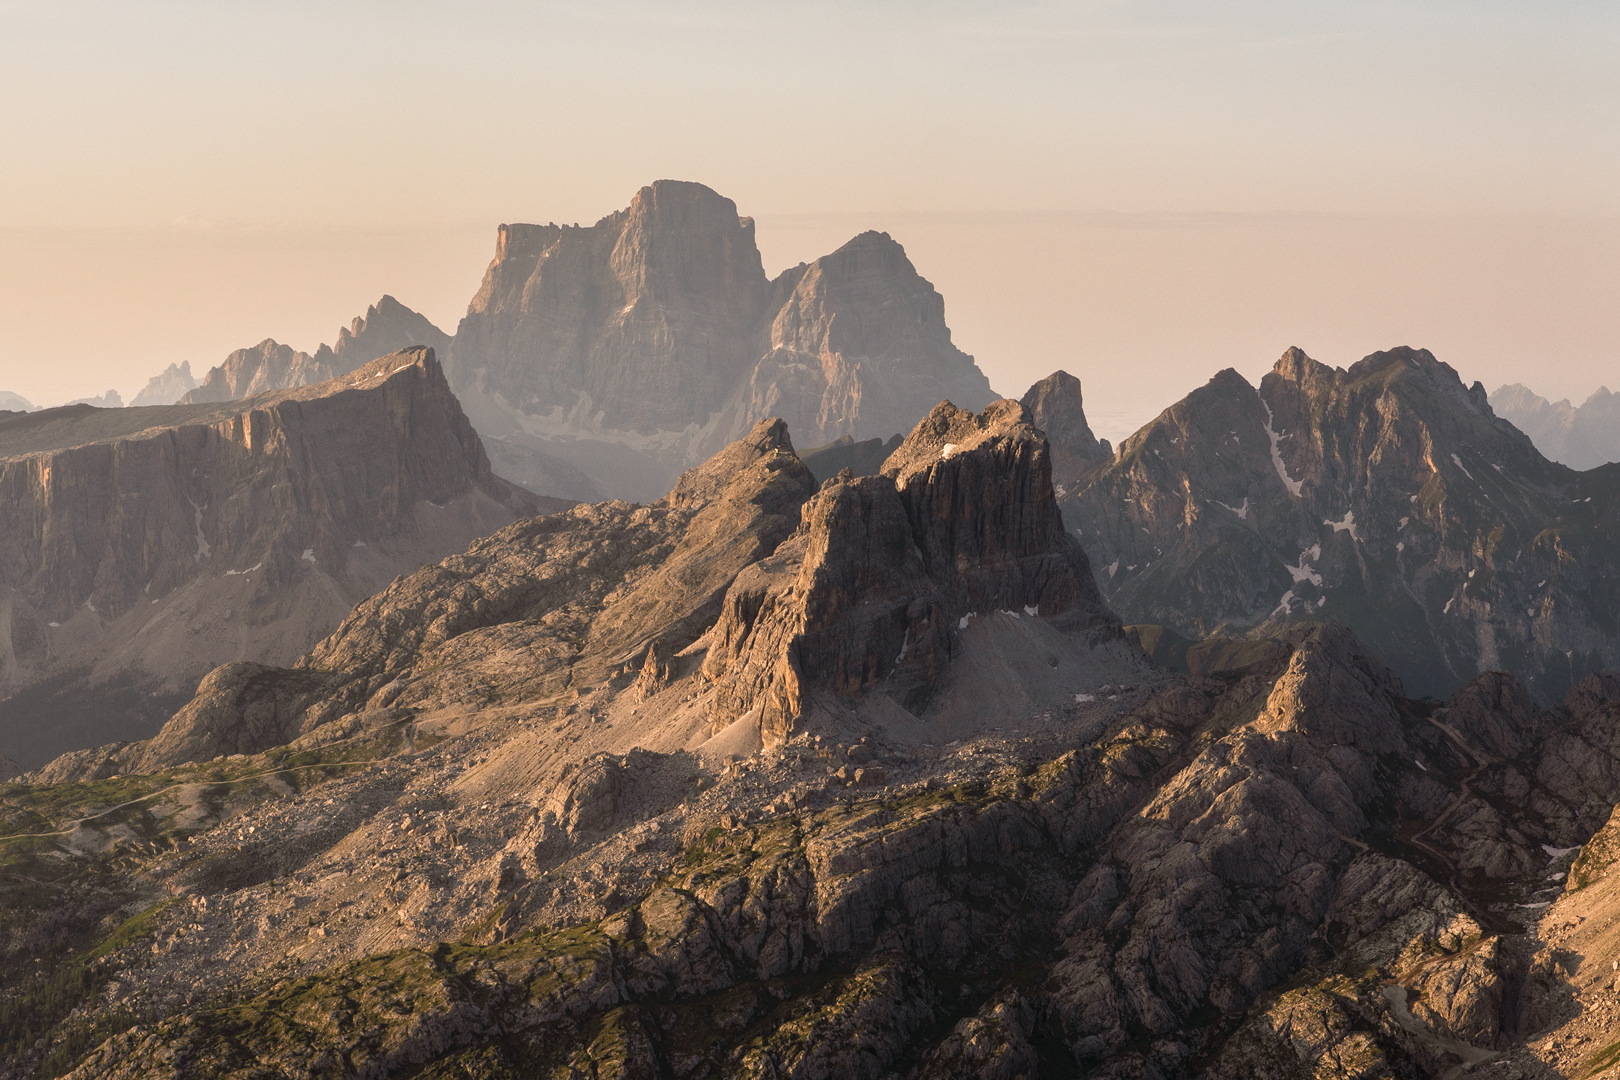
[1,0,1615,442]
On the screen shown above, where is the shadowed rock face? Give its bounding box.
[702,399,1121,743]
[1057,346,1620,700]
[449,181,996,502]
[1020,369,1110,487]
[0,348,549,765]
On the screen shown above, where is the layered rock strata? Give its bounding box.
[0,348,547,765]
[1057,346,1620,699]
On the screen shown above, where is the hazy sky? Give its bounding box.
[2,1,1615,440]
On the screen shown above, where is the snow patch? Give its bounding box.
[1213,497,1250,520]
[958,612,977,630]
[1396,542,1405,552]
[1450,452,1475,481]
[940,443,959,460]
[301,548,316,564]
[1324,511,1359,540]
[1023,605,1039,617]
[1106,561,1119,578]
[1541,844,1580,858]
[895,628,910,665]
[48,621,59,628]
[225,562,264,577]
[1443,598,1454,614]
[1399,516,1409,529]
[1286,545,1323,585]
[1074,693,1096,704]
[1259,395,1304,497]
[1270,590,1297,618]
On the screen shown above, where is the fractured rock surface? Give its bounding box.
[1056,346,1620,700]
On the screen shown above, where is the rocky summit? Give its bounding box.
[449,181,996,503]
[2,392,1618,1080]
[1054,347,1620,701]
[1491,382,1620,472]
[0,348,554,767]
[177,296,453,406]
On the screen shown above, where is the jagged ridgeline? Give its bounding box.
[6,394,1620,1078]
[0,349,556,767]
[1052,346,1620,701]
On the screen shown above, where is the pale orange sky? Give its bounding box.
[2,2,1616,441]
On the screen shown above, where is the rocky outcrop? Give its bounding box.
[701,399,1120,744]
[447,181,995,502]
[179,296,451,405]
[65,389,123,408]
[0,348,548,766]
[1492,382,1620,471]
[1058,346,1620,699]
[1020,369,1109,488]
[741,230,995,453]
[129,361,198,407]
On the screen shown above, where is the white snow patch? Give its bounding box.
[84,599,96,613]
[940,443,959,460]
[1270,590,1297,618]
[1468,569,1476,578]
[1450,452,1475,481]
[1399,516,1410,529]
[353,540,367,548]
[1414,759,1427,772]
[48,621,59,628]
[1541,844,1580,858]
[1023,605,1039,617]
[1396,542,1405,552]
[1443,597,1454,614]
[999,609,1021,619]
[1214,497,1250,520]
[895,629,910,665]
[1516,902,1551,910]
[1074,693,1096,703]
[301,548,316,564]
[1324,511,1359,540]
[1106,561,1119,578]
[225,562,264,577]
[1286,545,1323,585]
[1536,580,1546,588]
[958,612,977,629]
[1259,395,1304,496]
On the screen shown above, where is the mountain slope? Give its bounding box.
[1056,346,1620,700]
[1491,382,1620,471]
[0,348,549,766]
[178,296,452,405]
[448,180,995,502]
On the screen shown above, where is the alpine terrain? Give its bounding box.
[0,396,1617,1079]
[1053,347,1620,701]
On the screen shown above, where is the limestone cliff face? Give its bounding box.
[702,399,1120,742]
[179,296,452,405]
[1058,347,1620,699]
[448,181,996,502]
[740,231,994,451]
[0,348,545,764]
